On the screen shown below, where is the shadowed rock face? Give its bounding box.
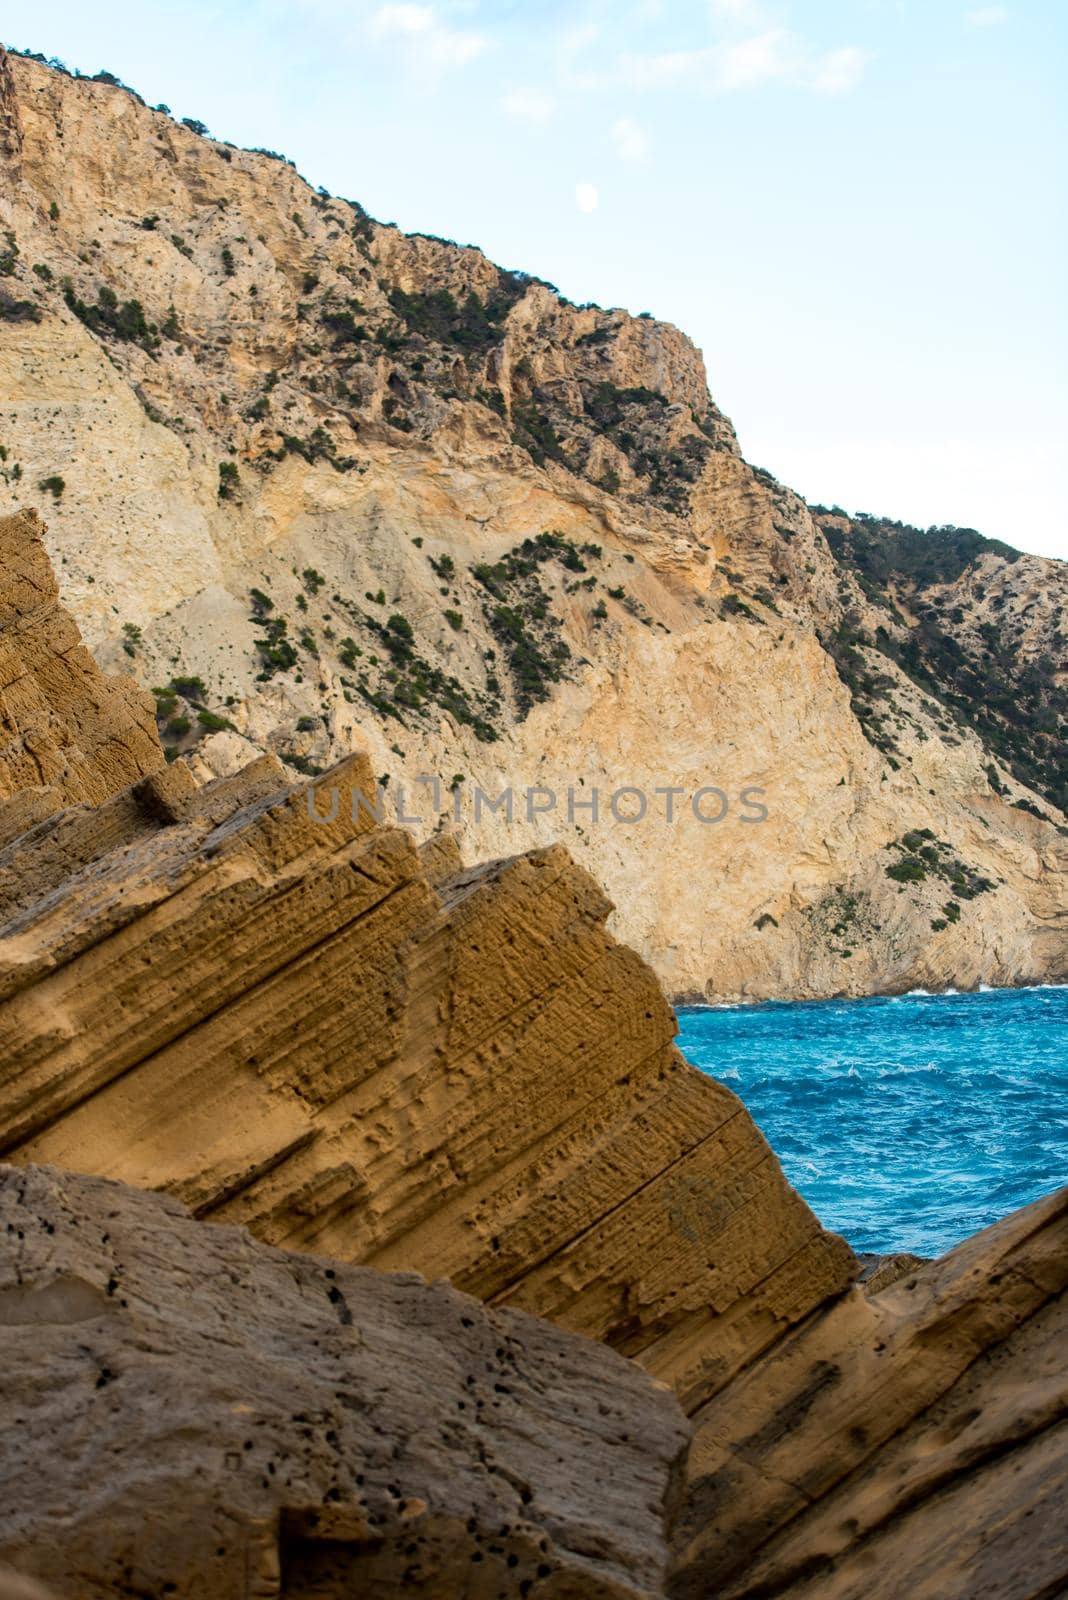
[0,509,163,841]
[670,1185,1068,1599]
[0,1161,689,1600]
[0,509,1066,1599]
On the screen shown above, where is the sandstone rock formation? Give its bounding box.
[671,1183,1068,1598]
[0,512,857,1414]
[0,48,1063,1000]
[0,1160,689,1600]
[0,507,1065,1598]
[0,508,161,840]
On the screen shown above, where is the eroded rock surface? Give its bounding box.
[0,499,858,1418]
[671,1186,1068,1599]
[0,509,161,840]
[0,1161,689,1600]
[0,506,1065,1600]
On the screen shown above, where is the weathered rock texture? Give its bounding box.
[672,1184,1068,1599]
[0,510,1065,1598]
[0,504,856,1420]
[0,1572,58,1600]
[0,1161,689,1600]
[0,49,1064,1000]
[0,508,161,840]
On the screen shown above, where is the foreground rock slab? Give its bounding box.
[670,1184,1068,1599]
[0,1162,689,1600]
[2,510,1066,1598]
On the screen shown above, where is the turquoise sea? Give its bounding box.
[676,986,1067,1257]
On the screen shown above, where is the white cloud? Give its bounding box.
[709,0,765,21]
[966,5,1008,25]
[716,28,797,90]
[575,181,600,213]
[501,85,557,125]
[370,3,433,36]
[805,45,869,95]
[616,47,713,91]
[368,3,488,74]
[556,19,603,85]
[610,115,652,164]
[616,27,870,96]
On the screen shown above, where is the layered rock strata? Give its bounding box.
[0,508,1065,1599]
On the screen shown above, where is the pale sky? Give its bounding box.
[8,1,1067,557]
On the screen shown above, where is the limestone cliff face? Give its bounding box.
[0,514,1065,1598]
[0,50,1064,999]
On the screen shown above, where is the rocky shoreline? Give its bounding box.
[0,507,1065,1597]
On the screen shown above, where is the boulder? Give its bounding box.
[0,1161,689,1600]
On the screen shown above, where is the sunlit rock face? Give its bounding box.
[0,50,1064,1001]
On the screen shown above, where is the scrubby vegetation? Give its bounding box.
[818,509,1020,589]
[151,676,230,759]
[579,383,711,513]
[249,589,298,679]
[469,532,598,715]
[0,288,41,323]
[817,509,1066,810]
[63,282,159,349]
[385,280,522,354]
[884,831,995,902]
[350,604,500,742]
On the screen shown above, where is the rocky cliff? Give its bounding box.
[0,510,857,1416]
[0,48,1063,1000]
[0,505,1065,1598]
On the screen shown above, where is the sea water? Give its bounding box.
[676,986,1067,1257]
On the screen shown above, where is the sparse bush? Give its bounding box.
[0,289,41,323]
[170,675,207,703]
[64,282,156,348]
